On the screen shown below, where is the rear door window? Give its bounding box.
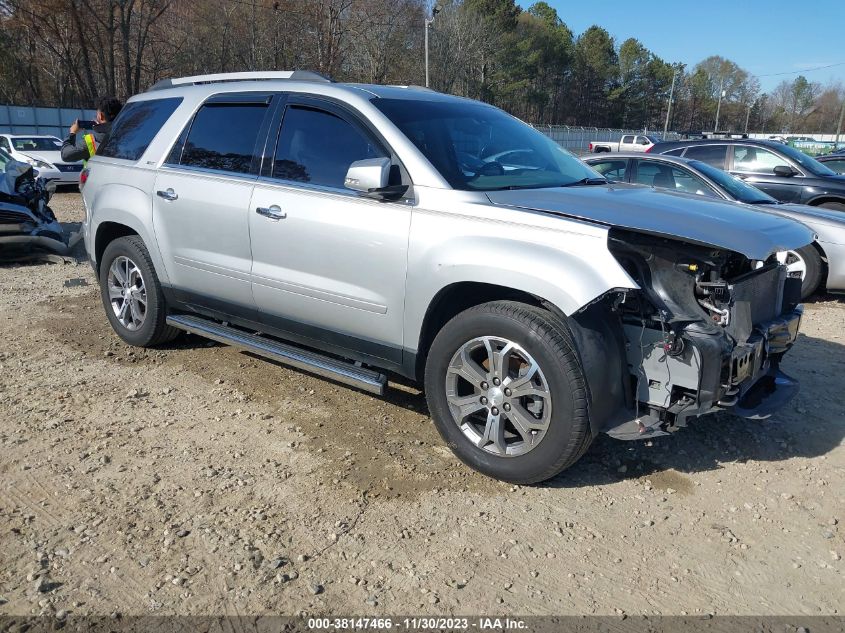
[98,97,182,161]
[272,105,387,189]
[683,145,727,168]
[590,159,627,182]
[634,160,718,197]
[621,135,634,144]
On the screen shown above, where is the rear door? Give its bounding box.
[247,96,412,364]
[681,144,728,169]
[152,93,276,315]
[728,144,804,203]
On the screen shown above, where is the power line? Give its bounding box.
[756,61,845,78]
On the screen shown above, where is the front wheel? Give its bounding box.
[424,301,593,484]
[778,244,822,299]
[99,235,179,347]
[818,201,845,212]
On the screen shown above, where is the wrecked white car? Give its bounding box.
[0,148,72,261]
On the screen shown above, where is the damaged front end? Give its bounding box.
[589,228,805,440]
[0,159,72,261]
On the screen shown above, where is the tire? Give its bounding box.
[99,235,179,347]
[817,201,845,212]
[779,244,822,299]
[424,301,592,484]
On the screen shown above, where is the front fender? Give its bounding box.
[403,203,637,352]
[87,182,170,285]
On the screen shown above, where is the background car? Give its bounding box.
[649,138,845,211]
[817,153,845,174]
[0,133,83,185]
[585,152,845,298]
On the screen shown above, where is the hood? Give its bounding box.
[485,183,814,260]
[22,150,65,166]
[769,202,845,228]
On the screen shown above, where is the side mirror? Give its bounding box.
[773,165,796,177]
[344,158,408,200]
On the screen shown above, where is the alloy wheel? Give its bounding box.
[445,336,552,457]
[776,249,807,280]
[107,256,147,331]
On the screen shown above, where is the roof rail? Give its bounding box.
[147,70,332,92]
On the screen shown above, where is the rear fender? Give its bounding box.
[88,183,169,284]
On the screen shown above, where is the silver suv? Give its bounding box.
[82,71,811,484]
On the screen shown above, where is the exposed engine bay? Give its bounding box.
[570,228,804,441]
[0,158,76,262]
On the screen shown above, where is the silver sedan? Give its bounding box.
[584,152,845,298]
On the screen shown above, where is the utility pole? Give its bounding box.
[744,103,752,133]
[663,67,678,138]
[836,98,845,145]
[714,77,725,133]
[424,5,441,88]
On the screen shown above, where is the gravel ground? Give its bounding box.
[0,192,843,618]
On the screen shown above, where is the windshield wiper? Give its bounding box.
[559,177,608,187]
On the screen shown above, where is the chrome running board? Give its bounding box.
[166,314,387,395]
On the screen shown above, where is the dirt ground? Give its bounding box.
[0,192,843,618]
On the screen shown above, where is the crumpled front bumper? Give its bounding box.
[728,305,803,420]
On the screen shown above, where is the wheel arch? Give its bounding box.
[88,183,169,284]
[413,282,545,380]
[806,195,845,208]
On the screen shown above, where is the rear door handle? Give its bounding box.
[156,188,178,201]
[256,205,287,220]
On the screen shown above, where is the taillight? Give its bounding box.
[589,142,593,151]
[80,167,90,187]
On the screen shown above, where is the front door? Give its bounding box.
[729,144,804,203]
[248,98,411,364]
[152,93,275,314]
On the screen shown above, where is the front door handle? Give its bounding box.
[156,188,178,201]
[256,205,287,220]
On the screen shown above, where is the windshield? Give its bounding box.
[690,160,776,204]
[11,137,62,151]
[372,98,602,191]
[774,143,838,176]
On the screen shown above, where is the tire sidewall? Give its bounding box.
[796,244,822,299]
[425,307,588,483]
[99,237,164,347]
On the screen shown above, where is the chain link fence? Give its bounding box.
[532,124,681,155]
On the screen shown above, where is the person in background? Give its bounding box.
[61,96,123,164]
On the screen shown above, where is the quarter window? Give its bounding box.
[98,97,182,161]
[178,103,268,174]
[732,146,791,174]
[272,105,387,189]
[683,145,727,168]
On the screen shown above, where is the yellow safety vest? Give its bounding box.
[82,133,98,165]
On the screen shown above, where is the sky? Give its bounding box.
[516,0,845,92]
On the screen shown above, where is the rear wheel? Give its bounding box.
[99,236,178,347]
[778,244,822,299]
[424,301,593,484]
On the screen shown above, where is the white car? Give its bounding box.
[0,134,83,185]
